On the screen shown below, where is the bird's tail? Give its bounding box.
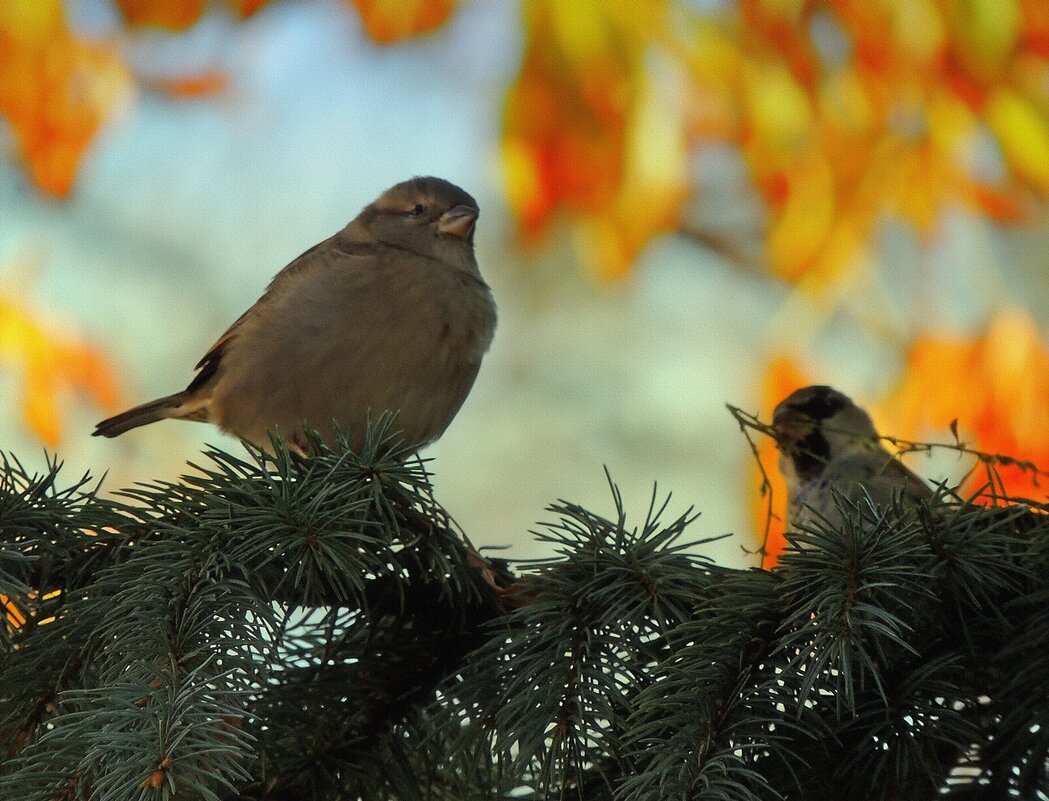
[93,392,207,438]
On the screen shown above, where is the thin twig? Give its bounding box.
[726,404,780,567]
[881,432,1048,488]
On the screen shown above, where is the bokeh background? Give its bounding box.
[3,0,1049,566]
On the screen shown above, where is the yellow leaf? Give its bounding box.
[985,87,1049,191]
[581,57,688,280]
[889,142,951,232]
[0,0,61,36]
[926,90,977,157]
[943,0,1021,82]
[818,68,875,138]
[502,0,678,276]
[766,154,835,281]
[885,0,945,65]
[742,60,813,155]
[0,290,121,447]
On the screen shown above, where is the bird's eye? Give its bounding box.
[408,203,425,218]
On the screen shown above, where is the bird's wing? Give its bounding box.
[876,452,936,501]
[186,235,374,395]
[824,447,935,517]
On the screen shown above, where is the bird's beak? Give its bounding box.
[772,409,813,452]
[437,205,479,241]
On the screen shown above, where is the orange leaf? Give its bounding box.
[966,182,1032,223]
[738,0,818,90]
[503,2,634,237]
[1,595,27,630]
[143,71,229,98]
[748,355,812,568]
[114,0,204,30]
[0,0,133,197]
[350,0,457,45]
[883,310,1049,502]
[228,0,270,17]
[1021,0,1049,58]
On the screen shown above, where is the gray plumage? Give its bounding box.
[772,385,933,531]
[94,176,497,452]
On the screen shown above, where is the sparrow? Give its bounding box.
[94,176,497,453]
[772,385,933,531]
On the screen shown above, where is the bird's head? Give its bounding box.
[772,385,880,481]
[352,177,480,271]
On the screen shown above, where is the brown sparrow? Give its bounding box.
[94,177,497,452]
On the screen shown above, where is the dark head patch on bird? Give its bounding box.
[781,384,849,421]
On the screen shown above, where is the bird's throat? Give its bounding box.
[790,429,830,482]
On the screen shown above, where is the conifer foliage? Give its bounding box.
[0,425,1046,800]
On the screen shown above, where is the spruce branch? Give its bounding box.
[0,420,509,801]
[438,474,718,798]
[0,418,1046,800]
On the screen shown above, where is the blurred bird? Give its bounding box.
[94,176,497,453]
[772,385,933,530]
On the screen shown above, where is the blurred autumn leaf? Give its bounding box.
[502,0,1049,284]
[114,0,268,29]
[884,309,1049,502]
[112,0,456,37]
[4,0,1046,269]
[0,0,132,197]
[114,0,205,29]
[721,0,1048,284]
[140,71,229,98]
[0,288,121,448]
[350,0,458,44]
[502,0,687,279]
